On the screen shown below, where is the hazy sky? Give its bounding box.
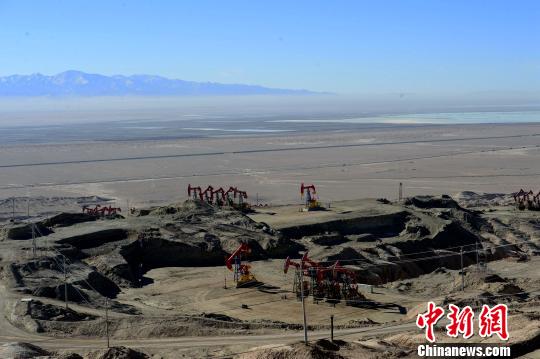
[1,0,539,95]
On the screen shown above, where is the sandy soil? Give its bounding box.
[0,123,539,358]
[117,260,410,327]
[1,123,539,212]
[0,193,538,358]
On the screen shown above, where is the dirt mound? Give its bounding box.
[274,196,514,285]
[239,339,413,359]
[387,266,520,298]
[496,283,528,299]
[86,346,148,359]
[239,341,345,359]
[260,236,305,258]
[1,222,52,240]
[483,273,506,283]
[28,300,97,321]
[455,191,513,207]
[0,342,50,358]
[278,211,410,239]
[9,255,123,308]
[346,318,378,326]
[58,228,130,249]
[400,222,430,237]
[326,247,365,262]
[404,195,461,209]
[310,232,348,246]
[440,276,526,306]
[42,212,97,228]
[349,233,377,242]
[0,196,114,224]
[443,291,498,307]
[201,312,241,322]
[10,298,101,334]
[119,229,227,269]
[150,199,216,217]
[55,353,83,359]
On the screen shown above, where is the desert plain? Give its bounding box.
[0,121,539,358]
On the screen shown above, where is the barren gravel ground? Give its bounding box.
[0,123,538,358]
[1,123,539,212]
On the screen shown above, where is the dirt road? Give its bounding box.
[0,280,416,352]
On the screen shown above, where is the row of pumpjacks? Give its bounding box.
[188,182,322,211]
[188,184,249,210]
[81,204,122,216]
[514,189,540,211]
[284,252,365,305]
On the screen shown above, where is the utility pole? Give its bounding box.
[300,260,308,344]
[475,241,479,270]
[31,223,37,259]
[460,247,464,292]
[63,255,68,310]
[105,298,110,348]
[399,182,403,201]
[330,315,334,343]
[138,234,144,287]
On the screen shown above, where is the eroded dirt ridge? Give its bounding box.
[0,195,537,341]
[1,201,299,314]
[273,195,537,284]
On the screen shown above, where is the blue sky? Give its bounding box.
[0,0,538,95]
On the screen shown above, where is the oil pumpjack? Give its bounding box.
[284,252,364,305]
[300,183,322,211]
[186,184,250,211]
[225,243,258,287]
[187,184,203,200]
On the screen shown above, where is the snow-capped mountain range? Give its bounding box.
[0,71,315,96]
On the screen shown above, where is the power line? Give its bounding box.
[129,242,519,310]
[207,294,540,359]
[2,144,539,192]
[288,242,524,269]
[31,225,109,311]
[23,215,536,354]
[2,133,538,170]
[28,292,540,355]
[26,230,527,313]
[29,223,526,308]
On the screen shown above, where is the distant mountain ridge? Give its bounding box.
[0,70,316,96]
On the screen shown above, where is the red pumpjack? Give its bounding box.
[284,252,364,305]
[300,183,321,211]
[82,204,121,217]
[225,243,258,287]
[187,184,203,201]
[513,189,539,210]
[212,187,226,206]
[187,184,251,211]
